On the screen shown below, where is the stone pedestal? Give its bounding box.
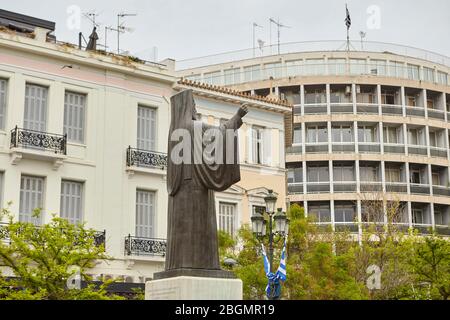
[145,276,243,300]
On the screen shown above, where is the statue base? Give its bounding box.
[145,276,243,300]
[154,268,236,280]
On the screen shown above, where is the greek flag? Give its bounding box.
[345,4,352,29]
[276,240,287,282]
[261,244,271,276]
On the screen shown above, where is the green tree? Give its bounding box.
[0,208,124,300]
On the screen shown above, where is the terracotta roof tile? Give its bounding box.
[178,78,292,108]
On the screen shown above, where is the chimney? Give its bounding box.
[33,26,52,42]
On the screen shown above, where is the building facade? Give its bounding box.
[178,41,450,236]
[0,10,289,283]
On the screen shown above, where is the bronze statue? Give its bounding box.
[155,90,248,279]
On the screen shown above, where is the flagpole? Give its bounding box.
[346,4,350,52]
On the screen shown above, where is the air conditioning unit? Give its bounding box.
[356,85,361,94]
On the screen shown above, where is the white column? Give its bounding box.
[300,85,305,117]
[401,86,406,117]
[352,83,357,115]
[326,84,331,115]
[356,159,361,193]
[247,124,253,163]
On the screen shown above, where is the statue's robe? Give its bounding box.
[166,90,243,272]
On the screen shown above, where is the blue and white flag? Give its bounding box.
[261,244,271,276]
[276,239,287,282]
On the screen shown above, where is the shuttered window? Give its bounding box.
[137,106,156,151]
[64,92,86,143]
[19,176,44,225]
[219,202,236,236]
[136,190,155,238]
[24,84,47,132]
[0,79,7,130]
[60,180,83,224]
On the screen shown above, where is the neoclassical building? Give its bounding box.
[0,10,289,283]
[178,40,450,236]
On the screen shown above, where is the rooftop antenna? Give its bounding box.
[359,31,366,51]
[83,11,101,28]
[252,22,263,58]
[269,18,290,55]
[257,39,265,53]
[117,12,137,55]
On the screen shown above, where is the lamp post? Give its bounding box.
[251,190,289,299]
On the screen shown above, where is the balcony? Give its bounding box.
[10,126,67,168]
[293,105,302,115]
[435,225,450,235]
[306,182,330,193]
[287,145,303,155]
[330,103,353,114]
[430,146,447,158]
[381,104,403,116]
[432,185,450,197]
[304,104,327,115]
[410,183,430,195]
[333,181,357,193]
[334,222,359,233]
[356,104,379,114]
[406,106,425,118]
[384,143,405,154]
[0,222,105,248]
[288,183,304,194]
[124,235,167,257]
[305,143,328,153]
[360,182,382,192]
[385,182,408,193]
[126,147,168,171]
[332,142,355,153]
[358,143,381,153]
[408,145,428,156]
[427,108,446,120]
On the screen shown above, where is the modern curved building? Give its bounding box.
[178,40,450,236]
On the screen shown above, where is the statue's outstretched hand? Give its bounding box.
[238,104,249,118]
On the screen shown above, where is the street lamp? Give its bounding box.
[251,190,289,300]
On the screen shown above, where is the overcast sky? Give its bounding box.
[2,0,450,63]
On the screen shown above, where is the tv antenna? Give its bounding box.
[116,12,137,54]
[83,11,101,28]
[269,18,290,55]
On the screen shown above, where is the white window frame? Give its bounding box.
[0,79,7,130]
[137,105,157,151]
[135,189,156,238]
[332,125,353,143]
[218,202,237,237]
[60,180,84,224]
[64,91,86,144]
[19,175,45,225]
[24,83,48,132]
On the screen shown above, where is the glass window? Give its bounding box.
[437,72,448,85]
[360,166,379,182]
[0,79,6,130]
[407,64,420,80]
[185,74,202,82]
[19,175,44,225]
[308,165,329,182]
[408,128,424,145]
[244,65,261,82]
[308,203,331,223]
[332,125,353,143]
[369,60,387,76]
[64,91,86,144]
[434,211,444,225]
[293,127,302,144]
[412,209,424,224]
[137,106,157,151]
[304,59,325,75]
[389,61,405,78]
[335,205,356,223]
[136,190,156,238]
[204,71,222,85]
[306,125,327,143]
[224,68,241,85]
[383,126,400,144]
[333,165,355,181]
[432,173,441,186]
[328,59,346,75]
[288,167,303,184]
[219,202,237,236]
[358,126,377,143]
[60,180,83,225]
[423,67,435,83]
[305,89,326,104]
[350,59,367,75]
[410,170,421,184]
[252,126,264,164]
[264,62,282,79]
[385,167,401,182]
[286,60,302,77]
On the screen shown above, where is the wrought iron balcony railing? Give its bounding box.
[126,147,168,170]
[124,235,167,257]
[10,126,67,155]
[0,222,105,248]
